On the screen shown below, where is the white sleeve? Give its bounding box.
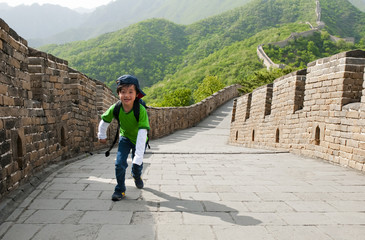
[132,129,147,166]
[98,120,110,139]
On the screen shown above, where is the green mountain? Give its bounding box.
[31,0,251,46]
[41,19,188,88]
[40,0,365,106]
[144,23,310,104]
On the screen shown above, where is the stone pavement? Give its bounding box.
[1,100,365,240]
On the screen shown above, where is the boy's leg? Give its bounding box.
[131,163,143,178]
[114,137,132,195]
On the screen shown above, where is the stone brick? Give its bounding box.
[0,83,8,95]
[0,153,11,168]
[4,118,16,129]
[3,96,15,106]
[353,148,365,157]
[346,111,360,118]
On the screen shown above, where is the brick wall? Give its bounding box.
[230,50,365,172]
[0,18,240,199]
[0,18,120,197]
[148,84,241,139]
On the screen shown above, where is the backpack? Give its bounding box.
[105,99,150,157]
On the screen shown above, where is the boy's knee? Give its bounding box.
[115,164,127,171]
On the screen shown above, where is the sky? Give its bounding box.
[0,0,115,9]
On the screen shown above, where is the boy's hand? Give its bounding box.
[99,139,107,144]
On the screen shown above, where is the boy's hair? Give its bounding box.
[116,83,140,95]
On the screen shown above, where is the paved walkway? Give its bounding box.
[1,100,365,240]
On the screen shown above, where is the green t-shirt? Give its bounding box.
[101,103,150,145]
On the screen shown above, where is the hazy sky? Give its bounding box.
[0,0,115,9]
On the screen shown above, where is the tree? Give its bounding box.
[307,41,319,56]
[239,66,297,93]
[193,76,225,102]
[160,88,193,107]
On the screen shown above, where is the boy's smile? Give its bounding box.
[118,85,137,112]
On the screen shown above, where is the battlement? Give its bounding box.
[0,18,240,199]
[230,50,365,171]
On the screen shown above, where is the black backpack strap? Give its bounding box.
[105,101,122,157]
[133,99,140,123]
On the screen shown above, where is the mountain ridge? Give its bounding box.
[0,0,252,47]
[38,0,365,106]
[40,0,318,89]
[3,0,364,47]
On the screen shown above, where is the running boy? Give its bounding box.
[98,75,150,201]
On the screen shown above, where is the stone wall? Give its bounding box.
[0,18,240,199]
[257,45,284,70]
[148,84,241,139]
[0,18,120,198]
[230,50,365,172]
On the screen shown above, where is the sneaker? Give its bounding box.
[111,191,125,201]
[134,177,144,189]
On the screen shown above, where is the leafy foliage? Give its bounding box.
[239,66,298,93]
[159,88,193,107]
[193,76,225,103]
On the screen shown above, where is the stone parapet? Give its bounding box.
[148,84,241,139]
[230,50,365,172]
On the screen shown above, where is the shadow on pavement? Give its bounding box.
[143,187,262,226]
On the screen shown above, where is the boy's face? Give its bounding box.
[118,85,137,110]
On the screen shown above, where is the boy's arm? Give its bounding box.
[98,120,110,143]
[132,129,148,165]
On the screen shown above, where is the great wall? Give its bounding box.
[0,18,240,200]
[1,0,365,202]
[238,0,365,171]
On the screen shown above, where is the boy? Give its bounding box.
[98,75,150,201]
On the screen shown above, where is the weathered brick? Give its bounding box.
[4,118,16,129]
[0,153,11,168]
[3,96,15,106]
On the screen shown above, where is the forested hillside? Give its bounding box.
[263,31,365,68]
[320,0,365,41]
[40,0,365,106]
[262,0,365,69]
[42,19,188,88]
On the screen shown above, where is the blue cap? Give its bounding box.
[116,75,146,98]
